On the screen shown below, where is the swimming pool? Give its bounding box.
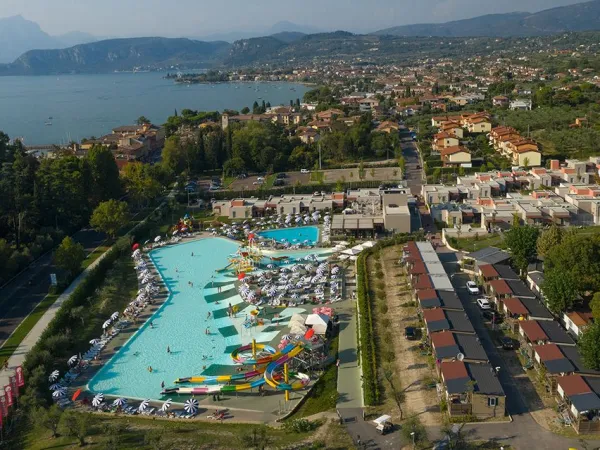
[258,226,319,244]
[88,238,242,400]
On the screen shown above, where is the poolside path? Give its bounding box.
[0,249,111,389]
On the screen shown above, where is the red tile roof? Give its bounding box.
[417,289,438,301]
[503,297,529,316]
[431,330,457,349]
[423,308,446,323]
[557,375,592,396]
[413,275,434,290]
[479,265,499,279]
[520,320,548,342]
[441,361,469,380]
[410,261,427,275]
[489,279,512,295]
[534,344,565,362]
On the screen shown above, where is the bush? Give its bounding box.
[284,419,319,433]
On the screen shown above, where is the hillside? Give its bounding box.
[0,37,230,75]
[0,15,95,63]
[374,0,600,37]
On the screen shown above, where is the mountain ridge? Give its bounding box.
[373,0,600,37]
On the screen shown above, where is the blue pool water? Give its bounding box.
[88,238,242,400]
[258,226,319,244]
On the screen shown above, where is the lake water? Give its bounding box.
[0,73,310,145]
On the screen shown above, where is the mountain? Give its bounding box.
[0,37,230,75]
[192,21,322,43]
[0,15,96,63]
[269,32,306,44]
[374,0,600,37]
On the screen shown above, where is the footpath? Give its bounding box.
[0,251,111,388]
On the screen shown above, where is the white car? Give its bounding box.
[256,177,265,181]
[476,298,491,310]
[252,180,264,185]
[466,281,479,295]
[301,169,310,174]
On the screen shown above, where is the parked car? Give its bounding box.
[301,169,310,174]
[237,173,248,179]
[476,298,491,310]
[482,310,503,324]
[273,179,285,186]
[256,177,265,182]
[404,327,417,340]
[372,415,393,435]
[466,281,479,295]
[252,180,264,186]
[276,173,287,179]
[500,336,515,350]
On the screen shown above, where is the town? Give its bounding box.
[5,9,600,450]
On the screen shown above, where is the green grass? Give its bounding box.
[264,174,277,188]
[81,244,111,269]
[450,233,505,252]
[21,414,313,450]
[288,336,339,418]
[0,293,58,369]
[310,171,325,183]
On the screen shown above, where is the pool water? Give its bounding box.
[88,238,242,400]
[258,226,319,244]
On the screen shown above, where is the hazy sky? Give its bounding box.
[0,0,588,36]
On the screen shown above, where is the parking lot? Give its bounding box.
[322,167,401,184]
[228,171,311,192]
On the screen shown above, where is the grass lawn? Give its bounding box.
[264,174,277,188]
[450,233,505,252]
[288,336,339,419]
[81,244,111,269]
[21,414,313,450]
[310,171,325,183]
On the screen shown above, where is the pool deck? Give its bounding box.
[73,233,343,423]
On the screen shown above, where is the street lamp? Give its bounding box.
[410,431,415,449]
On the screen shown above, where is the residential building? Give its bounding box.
[510,99,533,111]
[440,361,506,419]
[441,146,472,167]
[492,96,509,107]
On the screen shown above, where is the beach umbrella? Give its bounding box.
[161,399,172,412]
[49,383,63,391]
[267,264,275,269]
[72,388,82,401]
[138,399,150,412]
[52,389,66,398]
[110,311,119,321]
[89,338,101,345]
[184,398,199,414]
[154,236,162,243]
[92,394,104,407]
[68,355,78,366]
[102,320,112,329]
[132,243,140,250]
[48,370,60,382]
[144,240,150,245]
[290,293,300,299]
[112,398,127,407]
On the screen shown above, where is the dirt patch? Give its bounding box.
[323,167,401,184]
[372,246,442,427]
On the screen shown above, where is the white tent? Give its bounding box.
[305,313,330,335]
[361,241,375,248]
[342,248,361,256]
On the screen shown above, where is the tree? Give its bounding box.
[400,415,428,447]
[523,157,530,169]
[358,162,366,181]
[591,292,600,321]
[504,224,540,274]
[579,322,600,370]
[60,411,91,447]
[121,163,162,207]
[543,269,578,314]
[432,167,442,183]
[90,199,129,239]
[33,404,63,438]
[536,224,563,259]
[54,237,85,277]
[241,106,250,114]
[136,116,150,125]
[84,145,121,205]
[70,305,86,327]
[369,168,376,179]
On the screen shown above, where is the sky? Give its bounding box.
[0,0,589,37]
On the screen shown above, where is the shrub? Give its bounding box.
[284,419,319,433]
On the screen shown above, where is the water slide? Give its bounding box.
[165,342,307,395]
[264,343,309,391]
[215,262,234,273]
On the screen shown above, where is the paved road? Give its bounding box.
[0,228,105,348]
[401,140,423,197]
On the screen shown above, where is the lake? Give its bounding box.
[0,73,310,145]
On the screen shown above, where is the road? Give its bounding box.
[0,228,105,348]
[401,140,423,196]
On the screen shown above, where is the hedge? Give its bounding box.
[355,232,423,405]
